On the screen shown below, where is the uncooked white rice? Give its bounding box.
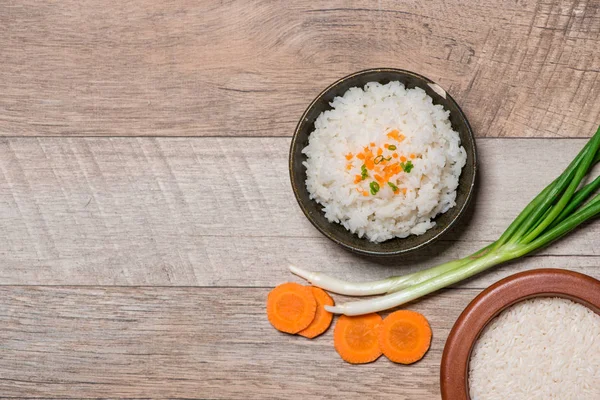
[469,297,600,400]
[302,81,466,242]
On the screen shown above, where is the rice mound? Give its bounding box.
[302,81,467,243]
[469,297,600,400]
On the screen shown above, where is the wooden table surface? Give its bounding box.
[1,1,599,398]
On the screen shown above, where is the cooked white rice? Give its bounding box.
[302,81,466,242]
[469,297,600,400]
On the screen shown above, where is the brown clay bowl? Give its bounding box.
[440,268,600,400]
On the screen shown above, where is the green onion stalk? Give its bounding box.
[291,126,600,316]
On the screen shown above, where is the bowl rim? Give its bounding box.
[440,268,600,400]
[289,67,477,256]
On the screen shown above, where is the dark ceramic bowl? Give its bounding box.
[289,68,477,256]
[441,268,600,400]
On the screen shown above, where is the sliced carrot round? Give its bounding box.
[379,310,432,364]
[267,282,317,334]
[334,313,383,364]
[298,287,334,339]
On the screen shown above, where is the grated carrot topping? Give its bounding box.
[387,130,400,141]
[383,163,401,177]
[349,135,411,194]
[387,130,406,142]
[409,153,416,159]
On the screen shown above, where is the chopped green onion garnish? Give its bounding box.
[388,145,397,150]
[375,156,392,165]
[401,160,414,173]
[369,181,380,195]
[388,182,399,191]
[361,164,368,180]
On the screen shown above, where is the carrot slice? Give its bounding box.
[379,310,432,364]
[267,283,317,334]
[298,287,335,339]
[334,313,383,364]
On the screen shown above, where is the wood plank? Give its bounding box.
[1,0,599,137]
[0,286,476,398]
[0,137,599,286]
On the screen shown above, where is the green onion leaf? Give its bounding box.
[374,155,384,164]
[388,182,399,191]
[292,126,600,316]
[370,181,380,195]
[388,145,397,151]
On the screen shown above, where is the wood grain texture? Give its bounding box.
[0,137,599,287]
[1,2,599,398]
[1,0,599,137]
[0,286,473,398]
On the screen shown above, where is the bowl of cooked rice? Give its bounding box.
[289,68,477,256]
